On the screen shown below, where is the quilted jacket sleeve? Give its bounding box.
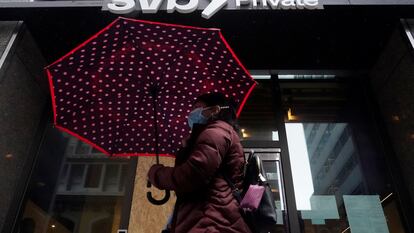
[148,126,231,193]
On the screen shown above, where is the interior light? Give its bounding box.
[251,74,271,80]
[241,129,249,138]
[392,115,400,121]
[51,224,56,228]
[278,74,336,79]
[5,154,13,159]
[272,131,279,141]
[287,108,297,121]
[278,75,296,79]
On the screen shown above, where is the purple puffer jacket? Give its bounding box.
[148,120,252,233]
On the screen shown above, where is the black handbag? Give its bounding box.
[222,152,278,232]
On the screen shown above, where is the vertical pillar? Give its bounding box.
[0,21,48,233]
[368,20,414,232]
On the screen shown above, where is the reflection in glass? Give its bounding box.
[68,164,85,191]
[18,126,132,233]
[238,79,278,141]
[344,195,389,233]
[285,123,314,210]
[262,160,285,212]
[243,149,286,232]
[84,164,103,188]
[285,122,404,233]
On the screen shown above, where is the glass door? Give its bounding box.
[239,75,410,233]
[238,78,288,233]
[276,77,409,233]
[242,148,286,233]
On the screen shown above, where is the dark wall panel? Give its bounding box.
[0,24,48,233]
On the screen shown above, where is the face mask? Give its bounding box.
[187,107,208,129]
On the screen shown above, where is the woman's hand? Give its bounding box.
[147,164,164,186]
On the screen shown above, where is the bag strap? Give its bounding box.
[220,150,256,203]
[222,172,238,191]
[222,171,242,203]
[221,149,254,190]
[217,129,250,203]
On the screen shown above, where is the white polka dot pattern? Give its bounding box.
[46,17,256,156]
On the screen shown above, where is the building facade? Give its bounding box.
[1,3,414,233]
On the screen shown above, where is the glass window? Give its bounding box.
[84,164,103,188]
[75,141,90,154]
[103,164,120,192]
[16,125,134,233]
[238,79,279,142]
[238,79,287,232]
[68,164,86,191]
[281,80,407,233]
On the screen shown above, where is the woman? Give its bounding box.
[147,93,251,233]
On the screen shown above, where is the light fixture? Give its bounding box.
[251,74,271,80]
[51,224,56,228]
[287,108,297,121]
[241,128,249,138]
[5,154,13,159]
[392,115,400,122]
[278,74,336,79]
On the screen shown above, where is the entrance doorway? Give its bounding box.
[241,147,286,233]
[238,75,409,233]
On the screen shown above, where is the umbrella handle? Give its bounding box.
[146,180,171,205]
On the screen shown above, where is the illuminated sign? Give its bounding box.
[103,0,320,19]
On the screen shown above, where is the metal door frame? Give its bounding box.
[240,75,302,233]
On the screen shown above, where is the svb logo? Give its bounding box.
[104,0,320,19]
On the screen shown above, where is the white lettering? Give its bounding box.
[236,0,250,8]
[280,0,296,9]
[296,0,306,9]
[138,0,163,13]
[107,0,135,14]
[105,0,321,19]
[167,0,199,13]
[262,0,280,9]
[202,0,228,19]
[304,0,319,9]
[252,0,259,8]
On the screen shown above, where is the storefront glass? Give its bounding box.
[281,80,407,233]
[13,78,410,233]
[17,125,134,233]
[238,79,287,233]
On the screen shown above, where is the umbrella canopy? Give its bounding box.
[45,17,256,157]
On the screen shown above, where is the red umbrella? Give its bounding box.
[45,17,256,158]
[45,17,256,204]
[46,18,256,205]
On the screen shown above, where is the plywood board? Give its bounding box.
[128,156,176,233]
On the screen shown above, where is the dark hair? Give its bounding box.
[195,92,239,131]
